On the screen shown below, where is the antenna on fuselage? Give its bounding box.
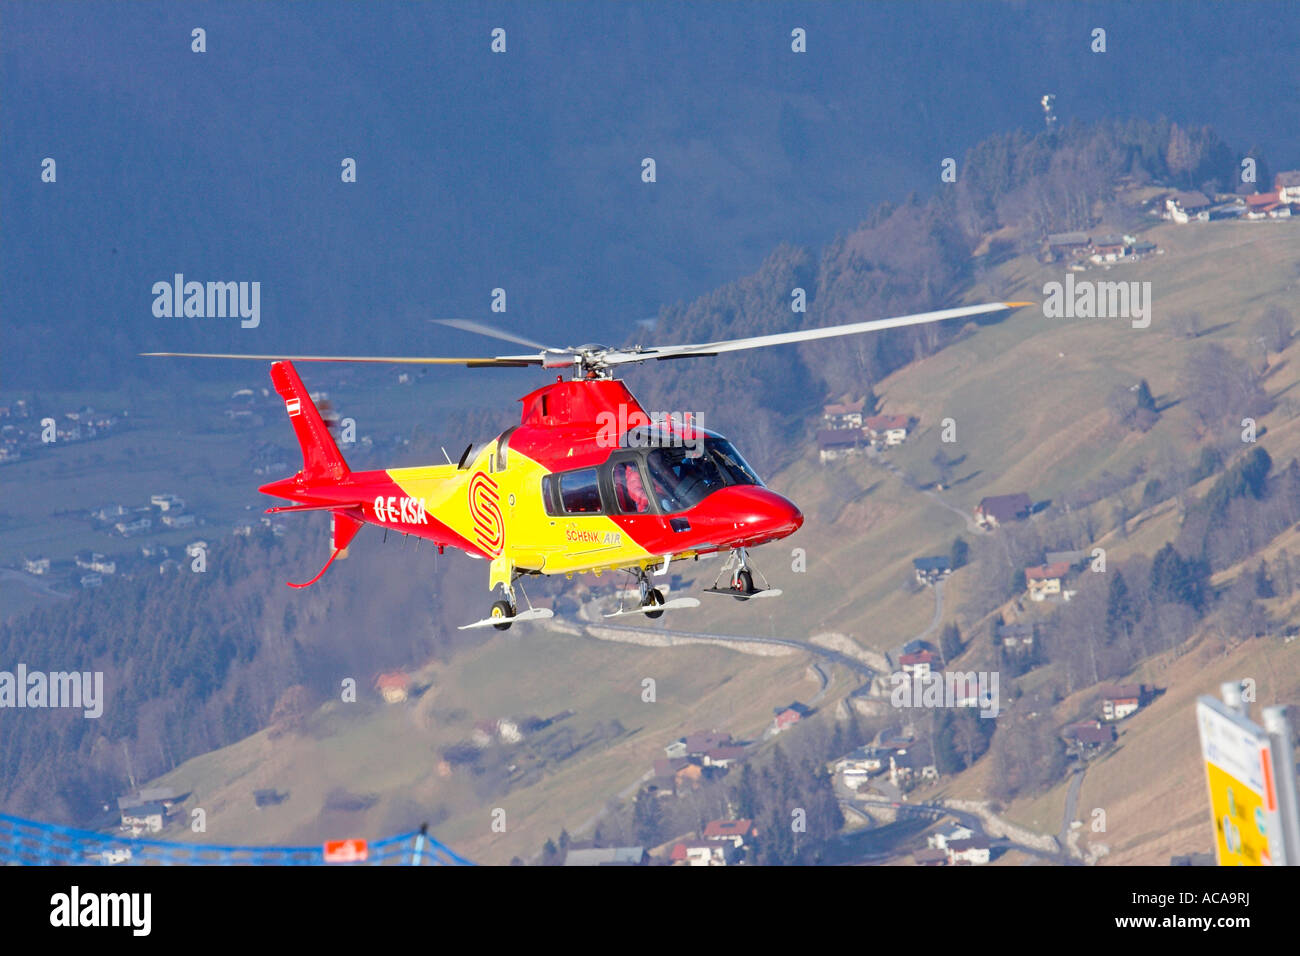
[441,446,453,464]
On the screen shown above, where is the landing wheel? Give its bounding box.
[643,588,666,620]
[491,600,515,631]
[732,569,755,599]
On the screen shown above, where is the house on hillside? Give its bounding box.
[889,740,938,786]
[1045,232,1092,260]
[975,493,1032,529]
[913,848,949,866]
[23,557,50,575]
[1101,684,1148,721]
[75,551,117,575]
[899,649,937,680]
[823,398,867,430]
[1025,561,1071,601]
[1165,191,1212,223]
[773,702,813,733]
[1245,191,1284,219]
[834,746,888,788]
[119,802,167,835]
[115,516,153,537]
[117,789,180,836]
[1064,720,1116,753]
[564,847,647,866]
[703,819,756,848]
[996,621,1036,651]
[1276,170,1300,204]
[947,836,991,865]
[1090,234,1129,262]
[669,841,736,866]
[927,822,975,850]
[683,730,733,756]
[663,739,688,759]
[702,745,746,769]
[651,758,703,796]
[864,413,910,447]
[375,672,411,704]
[913,555,952,586]
[818,429,862,463]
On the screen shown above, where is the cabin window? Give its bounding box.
[558,468,602,514]
[611,460,651,514]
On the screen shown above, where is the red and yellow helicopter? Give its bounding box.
[147,302,1026,629]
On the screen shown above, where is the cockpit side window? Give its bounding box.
[611,459,651,514]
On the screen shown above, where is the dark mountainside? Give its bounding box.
[3,2,1297,391]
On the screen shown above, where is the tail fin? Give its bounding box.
[270,361,350,482]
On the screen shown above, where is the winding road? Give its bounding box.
[852,795,1077,865]
[590,619,877,680]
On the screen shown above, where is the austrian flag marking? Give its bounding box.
[285,398,301,417]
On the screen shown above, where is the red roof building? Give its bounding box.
[864,414,909,432]
[703,819,756,846]
[375,672,411,703]
[1025,561,1071,582]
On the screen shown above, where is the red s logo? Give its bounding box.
[468,472,503,556]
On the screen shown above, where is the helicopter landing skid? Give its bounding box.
[458,607,555,631]
[603,596,702,618]
[701,586,782,601]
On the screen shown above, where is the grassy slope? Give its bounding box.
[151,625,813,864]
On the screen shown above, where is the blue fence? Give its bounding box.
[0,813,474,866]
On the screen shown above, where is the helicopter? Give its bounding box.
[146,301,1028,629]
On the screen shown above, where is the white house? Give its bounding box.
[1275,171,1300,205]
[927,823,975,850]
[947,836,991,865]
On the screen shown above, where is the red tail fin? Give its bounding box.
[270,361,350,482]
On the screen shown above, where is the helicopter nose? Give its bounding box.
[716,486,804,542]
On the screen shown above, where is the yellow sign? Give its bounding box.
[1197,697,1283,866]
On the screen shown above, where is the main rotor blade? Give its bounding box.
[431,318,565,353]
[141,352,542,367]
[602,302,1033,366]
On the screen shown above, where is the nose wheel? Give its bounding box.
[703,548,782,601]
[643,587,666,619]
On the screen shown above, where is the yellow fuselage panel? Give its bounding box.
[385,445,658,579]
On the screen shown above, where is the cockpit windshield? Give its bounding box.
[707,437,762,487]
[628,430,763,514]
